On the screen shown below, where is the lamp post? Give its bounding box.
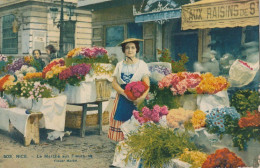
[59,0,64,58]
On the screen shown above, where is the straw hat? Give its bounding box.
[118,38,144,46]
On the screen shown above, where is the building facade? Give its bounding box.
[0,0,92,58]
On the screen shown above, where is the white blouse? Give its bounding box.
[112,60,151,85]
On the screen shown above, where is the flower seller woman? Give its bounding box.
[108,38,150,142]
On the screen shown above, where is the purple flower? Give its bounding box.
[70,63,91,76]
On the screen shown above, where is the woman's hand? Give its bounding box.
[133,96,145,106]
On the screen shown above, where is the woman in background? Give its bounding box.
[32,49,45,72]
[45,45,58,62]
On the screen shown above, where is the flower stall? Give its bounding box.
[109,45,259,167]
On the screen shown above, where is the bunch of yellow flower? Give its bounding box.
[92,63,114,76]
[23,72,42,80]
[179,148,208,168]
[191,110,206,129]
[45,65,66,79]
[1,75,15,91]
[24,55,33,64]
[196,73,229,94]
[67,48,82,58]
[166,108,194,129]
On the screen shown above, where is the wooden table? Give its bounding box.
[68,101,103,137]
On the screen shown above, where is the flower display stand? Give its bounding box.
[3,94,67,131]
[24,112,43,146]
[0,107,43,146]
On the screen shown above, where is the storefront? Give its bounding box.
[181,0,259,75]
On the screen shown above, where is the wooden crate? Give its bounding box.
[95,79,112,101]
[65,110,109,129]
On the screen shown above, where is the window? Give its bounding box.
[63,21,75,54]
[2,15,18,54]
[105,25,124,47]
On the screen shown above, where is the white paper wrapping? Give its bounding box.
[193,128,260,166]
[63,81,97,104]
[120,116,140,138]
[3,94,67,131]
[197,90,230,112]
[229,59,259,87]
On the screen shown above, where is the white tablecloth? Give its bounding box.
[4,94,67,131]
[0,107,30,136]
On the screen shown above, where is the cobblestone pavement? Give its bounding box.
[0,125,116,168]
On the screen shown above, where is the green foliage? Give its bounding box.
[231,90,260,116]
[224,115,260,151]
[45,75,66,93]
[138,83,180,111]
[67,75,85,86]
[4,82,22,96]
[157,49,189,73]
[206,114,260,151]
[124,124,197,168]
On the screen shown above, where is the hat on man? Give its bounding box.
[118,38,144,46]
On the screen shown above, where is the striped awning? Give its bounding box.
[181,0,259,30]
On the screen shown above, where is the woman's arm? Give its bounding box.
[134,75,150,106]
[112,77,128,98]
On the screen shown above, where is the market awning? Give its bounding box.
[181,0,259,30]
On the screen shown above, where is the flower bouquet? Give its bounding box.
[196,72,229,94]
[124,81,149,101]
[179,148,208,168]
[66,46,110,65]
[42,58,65,79]
[166,108,194,129]
[206,107,240,133]
[0,97,9,108]
[202,148,246,168]
[229,59,258,87]
[133,105,168,124]
[6,58,27,74]
[23,72,42,81]
[0,75,15,91]
[59,63,91,86]
[14,65,37,81]
[238,111,260,128]
[124,124,197,168]
[191,110,206,129]
[158,72,201,95]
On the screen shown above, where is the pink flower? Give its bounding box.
[142,107,152,118]
[133,110,140,119]
[160,106,169,116]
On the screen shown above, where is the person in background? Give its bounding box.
[107,38,150,142]
[45,44,58,62]
[32,49,45,72]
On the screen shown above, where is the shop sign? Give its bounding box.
[135,9,181,24]
[182,0,259,30]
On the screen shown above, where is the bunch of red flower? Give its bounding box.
[42,59,65,78]
[202,148,246,168]
[124,81,149,101]
[239,60,253,70]
[238,110,260,128]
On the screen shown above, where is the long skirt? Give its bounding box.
[107,94,124,142]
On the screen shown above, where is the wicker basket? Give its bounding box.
[95,79,112,101]
[65,110,109,129]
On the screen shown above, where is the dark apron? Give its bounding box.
[113,84,137,122]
